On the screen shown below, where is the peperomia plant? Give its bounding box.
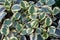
[0,0,60,40]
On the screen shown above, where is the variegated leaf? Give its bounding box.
[39,12,46,21]
[20,1,29,9]
[45,17,52,26]
[53,7,60,15]
[28,5,37,14]
[48,26,56,34]
[1,27,9,35]
[10,36,18,40]
[3,19,12,27]
[11,4,21,12]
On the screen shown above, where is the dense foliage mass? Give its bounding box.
[0,0,60,40]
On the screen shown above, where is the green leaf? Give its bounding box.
[20,36,26,40]
[21,29,27,35]
[3,19,12,27]
[55,29,60,36]
[35,28,41,35]
[45,17,52,26]
[37,34,43,40]
[28,5,37,14]
[3,37,9,40]
[11,12,21,21]
[39,0,48,3]
[46,0,55,6]
[11,4,21,12]
[29,14,37,20]
[53,7,60,15]
[30,34,37,40]
[1,27,9,35]
[39,0,49,5]
[7,0,12,3]
[10,36,18,40]
[39,12,46,21]
[21,28,34,35]
[26,28,34,35]
[16,23,22,32]
[41,6,53,14]
[4,0,11,11]
[48,26,56,34]
[30,34,43,40]
[0,12,7,22]
[0,0,6,4]
[42,33,49,39]
[20,1,29,9]
[30,20,38,28]
[29,1,34,5]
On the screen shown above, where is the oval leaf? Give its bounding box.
[20,1,29,9]
[53,7,60,15]
[30,20,38,28]
[28,5,37,14]
[45,17,52,26]
[4,0,11,10]
[1,27,9,35]
[3,19,12,27]
[46,0,55,6]
[26,28,34,35]
[39,12,46,21]
[11,4,21,12]
[42,33,49,39]
[16,23,22,32]
[0,12,7,22]
[11,12,21,21]
[48,26,56,34]
[21,29,27,35]
[35,28,41,35]
[0,0,6,4]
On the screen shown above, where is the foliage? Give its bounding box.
[0,0,60,40]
